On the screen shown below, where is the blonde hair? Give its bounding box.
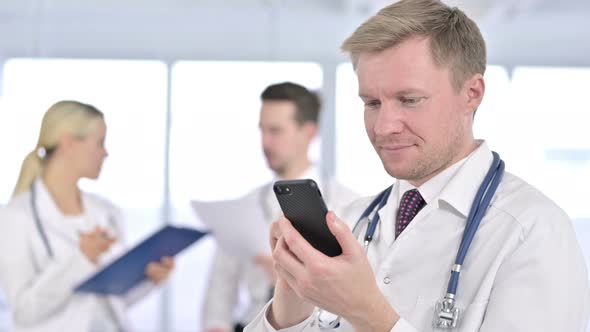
[12,100,104,197]
[341,0,486,90]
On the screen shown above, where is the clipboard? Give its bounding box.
[75,225,208,295]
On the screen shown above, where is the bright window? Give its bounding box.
[508,67,590,220]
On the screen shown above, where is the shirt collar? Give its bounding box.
[438,141,494,218]
[300,164,321,186]
[272,164,321,185]
[397,156,468,207]
[395,140,492,218]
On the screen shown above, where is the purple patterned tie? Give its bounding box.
[396,189,426,238]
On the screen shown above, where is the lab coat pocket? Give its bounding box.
[412,296,488,332]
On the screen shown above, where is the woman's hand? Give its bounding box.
[145,256,175,284]
[79,226,116,264]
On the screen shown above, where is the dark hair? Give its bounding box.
[260,82,321,125]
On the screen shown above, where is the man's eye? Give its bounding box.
[400,97,424,106]
[269,128,282,135]
[364,100,381,109]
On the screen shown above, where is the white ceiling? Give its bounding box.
[0,0,588,66]
[1,0,588,17]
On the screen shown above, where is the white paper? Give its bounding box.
[191,195,270,258]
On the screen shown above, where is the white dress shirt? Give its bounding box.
[245,141,590,332]
[202,165,359,330]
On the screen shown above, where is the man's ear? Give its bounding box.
[302,122,318,141]
[464,73,485,115]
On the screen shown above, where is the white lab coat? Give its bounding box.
[245,142,590,332]
[0,179,151,332]
[203,166,359,330]
[0,289,10,331]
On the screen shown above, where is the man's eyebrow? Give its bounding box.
[359,88,426,99]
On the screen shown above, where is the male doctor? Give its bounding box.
[245,0,590,331]
[203,82,357,332]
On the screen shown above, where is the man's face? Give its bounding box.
[357,36,480,185]
[259,100,314,176]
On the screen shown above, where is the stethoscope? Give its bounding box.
[28,182,128,331]
[30,182,117,259]
[31,182,55,258]
[318,152,505,330]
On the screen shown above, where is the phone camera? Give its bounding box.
[275,185,291,195]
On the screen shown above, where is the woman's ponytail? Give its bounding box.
[12,149,44,197]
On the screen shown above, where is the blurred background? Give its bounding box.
[0,0,588,331]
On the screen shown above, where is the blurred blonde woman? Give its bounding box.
[0,100,174,332]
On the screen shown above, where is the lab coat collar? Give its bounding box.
[32,178,98,238]
[437,140,494,218]
[33,178,69,227]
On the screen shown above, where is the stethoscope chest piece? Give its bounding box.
[433,294,460,329]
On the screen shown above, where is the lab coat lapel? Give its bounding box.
[81,194,113,233]
[376,186,396,247]
[33,179,79,244]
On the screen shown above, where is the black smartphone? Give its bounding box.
[273,179,342,257]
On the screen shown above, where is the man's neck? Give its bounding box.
[278,159,312,180]
[409,140,479,188]
[42,160,83,216]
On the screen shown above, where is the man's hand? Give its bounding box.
[271,211,400,331]
[265,215,315,329]
[79,226,116,264]
[145,256,175,284]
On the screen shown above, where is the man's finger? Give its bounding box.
[273,237,307,279]
[278,217,325,265]
[269,220,282,250]
[326,211,361,256]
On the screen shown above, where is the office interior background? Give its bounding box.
[0,0,589,331]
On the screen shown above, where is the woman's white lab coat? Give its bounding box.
[0,179,151,332]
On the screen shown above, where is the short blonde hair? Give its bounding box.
[341,0,486,90]
[12,100,104,197]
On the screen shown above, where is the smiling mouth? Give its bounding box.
[380,144,414,151]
